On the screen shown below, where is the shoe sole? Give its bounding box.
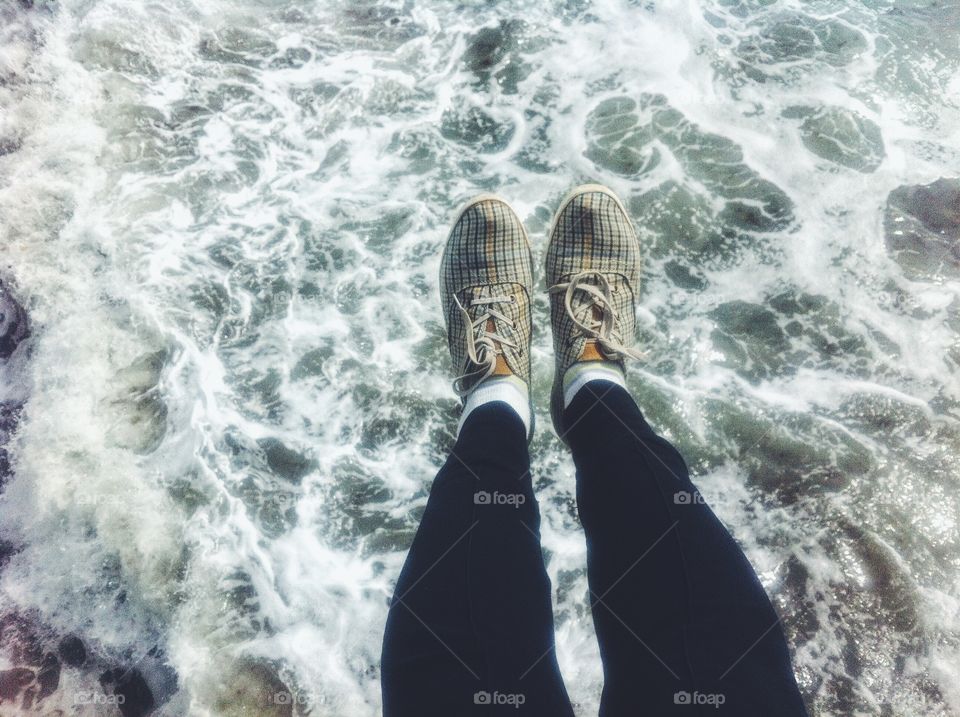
[545,184,637,444]
[444,193,537,442]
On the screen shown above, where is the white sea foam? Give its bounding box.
[1,0,958,714]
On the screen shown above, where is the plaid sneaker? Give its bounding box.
[545,184,644,440]
[440,194,534,433]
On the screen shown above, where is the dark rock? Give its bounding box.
[1,281,29,492]
[136,647,179,711]
[100,667,156,717]
[0,137,22,156]
[0,281,29,360]
[0,667,34,704]
[0,539,17,571]
[782,105,884,172]
[464,22,514,72]
[57,635,87,667]
[258,438,317,483]
[884,177,960,279]
[0,613,44,666]
[213,659,294,717]
[36,652,59,699]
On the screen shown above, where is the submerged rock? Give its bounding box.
[0,137,21,156]
[884,178,960,279]
[36,652,59,699]
[105,349,169,454]
[210,658,295,717]
[783,105,885,172]
[100,667,156,717]
[258,437,317,484]
[57,635,87,667]
[0,281,30,489]
[0,667,34,706]
[585,94,795,246]
[0,281,29,361]
[462,19,537,94]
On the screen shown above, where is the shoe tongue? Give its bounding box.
[486,318,513,376]
[579,340,606,362]
[576,293,609,361]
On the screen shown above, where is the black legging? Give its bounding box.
[381,381,808,716]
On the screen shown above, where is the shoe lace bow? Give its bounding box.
[548,270,644,361]
[452,293,518,396]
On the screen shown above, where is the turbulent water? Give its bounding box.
[1,0,959,714]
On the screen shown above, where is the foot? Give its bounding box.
[545,184,643,440]
[440,194,534,437]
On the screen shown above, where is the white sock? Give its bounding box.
[457,375,531,437]
[562,361,626,408]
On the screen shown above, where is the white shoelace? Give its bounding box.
[549,270,645,361]
[452,294,518,397]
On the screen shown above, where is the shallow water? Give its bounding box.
[0,0,958,715]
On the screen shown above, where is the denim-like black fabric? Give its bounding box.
[381,403,574,716]
[382,383,808,716]
[564,381,808,716]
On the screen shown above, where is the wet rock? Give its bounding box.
[663,260,708,291]
[0,539,16,571]
[464,21,517,73]
[58,635,87,667]
[290,343,333,380]
[884,177,960,279]
[100,667,156,717]
[783,105,885,172]
[211,659,294,717]
[74,32,160,77]
[708,300,790,379]
[105,350,169,454]
[258,438,317,483]
[0,137,22,156]
[462,20,535,93]
[339,2,425,47]
[440,105,515,153]
[586,94,794,238]
[136,647,179,710]
[735,13,868,80]
[0,613,44,666]
[36,652,59,699]
[837,516,922,634]
[0,667,34,706]
[0,281,29,360]
[0,283,30,487]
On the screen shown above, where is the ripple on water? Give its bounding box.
[586,94,794,236]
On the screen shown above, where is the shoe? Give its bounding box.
[440,194,534,436]
[545,184,644,441]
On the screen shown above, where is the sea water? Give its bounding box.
[0,0,958,715]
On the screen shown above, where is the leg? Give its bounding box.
[566,381,808,716]
[381,403,573,716]
[382,195,573,716]
[543,185,807,715]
